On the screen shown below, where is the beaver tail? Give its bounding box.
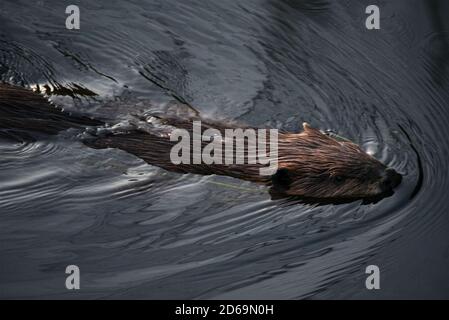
[0,83,103,136]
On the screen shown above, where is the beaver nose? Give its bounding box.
[380,168,402,191]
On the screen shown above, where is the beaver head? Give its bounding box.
[272,123,402,200]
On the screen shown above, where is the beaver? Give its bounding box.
[0,83,402,201]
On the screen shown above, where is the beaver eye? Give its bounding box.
[334,175,345,183]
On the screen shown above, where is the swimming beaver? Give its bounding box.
[0,83,402,201]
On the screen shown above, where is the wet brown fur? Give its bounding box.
[0,83,402,200]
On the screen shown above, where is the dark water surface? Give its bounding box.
[0,0,448,299]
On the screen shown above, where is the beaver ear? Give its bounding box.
[302,122,323,136]
[271,168,292,191]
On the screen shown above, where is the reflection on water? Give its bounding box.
[0,0,449,299]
